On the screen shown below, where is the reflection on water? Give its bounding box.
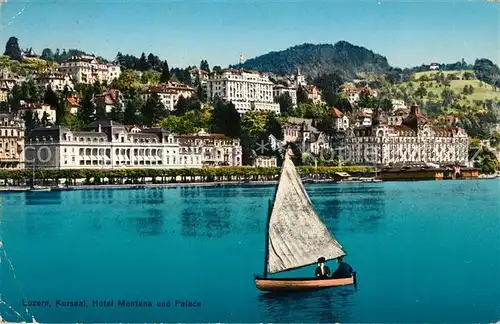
[80,189,166,205]
[131,208,164,236]
[309,184,386,234]
[257,287,355,322]
[180,206,231,238]
[25,191,62,205]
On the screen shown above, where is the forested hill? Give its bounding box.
[235,41,392,80]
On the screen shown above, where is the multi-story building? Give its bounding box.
[189,68,209,84]
[331,107,350,131]
[141,82,195,111]
[0,70,19,90]
[24,120,242,169]
[391,99,406,111]
[17,103,57,124]
[58,55,109,84]
[304,85,323,105]
[107,65,121,83]
[343,106,469,166]
[176,129,242,166]
[0,81,9,102]
[342,85,378,107]
[0,113,25,169]
[206,68,280,115]
[273,84,297,106]
[33,71,74,92]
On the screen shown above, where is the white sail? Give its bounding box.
[266,155,346,274]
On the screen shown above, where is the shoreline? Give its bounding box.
[0,177,496,192]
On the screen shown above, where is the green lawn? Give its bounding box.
[404,70,500,104]
[413,69,475,79]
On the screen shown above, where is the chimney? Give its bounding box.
[98,124,102,133]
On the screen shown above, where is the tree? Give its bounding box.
[8,84,23,112]
[296,86,310,105]
[200,60,210,73]
[21,110,40,131]
[357,89,375,107]
[40,48,54,61]
[4,37,22,61]
[123,97,142,125]
[441,88,454,106]
[141,93,165,126]
[211,98,241,138]
[276,93,294,115]
[196,81,207,103]
[77,90,96,126]
[477,148,498,174]
[139,52,149,71]
[43,87,59,108]
[415,83,427,98]
[160,61,171,83]
[212,66,222,73]
[264,113,283,140]
[109,102,124,123]
[55,97,68,125]
[41,111,51,126]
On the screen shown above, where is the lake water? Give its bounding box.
[0,180,499,323]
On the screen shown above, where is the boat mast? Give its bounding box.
[263,199,272,278]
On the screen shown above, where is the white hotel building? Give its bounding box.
[58,55,121,85]
[25,120,242,169]
[206,68,280,115]
[343,107,469,166]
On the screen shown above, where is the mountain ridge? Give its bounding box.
[233,41,392,80]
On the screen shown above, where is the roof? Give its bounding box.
[95,89,119,105]
[65,96,79,106]
[331,107,343,118]
[146,82,194,94]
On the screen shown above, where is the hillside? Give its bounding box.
[237,41,391,80]
[407,70,499,104]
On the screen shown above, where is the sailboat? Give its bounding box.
[254,152,356,292]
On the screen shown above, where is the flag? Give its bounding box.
[239,54,244,63]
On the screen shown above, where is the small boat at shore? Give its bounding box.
[254,152,356,292]
[28,185,50,192]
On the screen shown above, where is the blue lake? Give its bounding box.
[0,180,499,323]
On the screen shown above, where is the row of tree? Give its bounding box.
[0,165,373,186]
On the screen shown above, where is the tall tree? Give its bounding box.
[139,52,149,71]
[276,93,294,116]
[109,102,124,123]
[4,36,22,61]
[160,61,171,83]
[141,93,165,126]
[211,98,241,138]
[22,110,40,131]
[43,87,59,108]
[296,86,310,105]
[200,60,210,72]
[264,113,283,140]
[40,48,54,61]
[123,97,142,125]
[77,90,96,126]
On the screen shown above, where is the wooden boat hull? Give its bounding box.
[255,275,355,292]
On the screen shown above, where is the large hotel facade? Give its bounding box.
[25,120,242,169]
[342,106,469,166]
[206,68,280,114]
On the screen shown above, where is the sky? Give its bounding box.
[0,0,498,69]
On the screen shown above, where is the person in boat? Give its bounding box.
[314,257,331,278]
[331,256,354,279]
